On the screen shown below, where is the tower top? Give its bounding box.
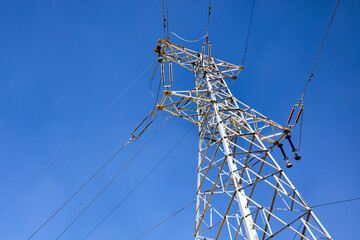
[155,39,243,80]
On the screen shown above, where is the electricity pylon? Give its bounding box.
[155,39,332,240]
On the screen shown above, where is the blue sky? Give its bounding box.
[0,0,359,239]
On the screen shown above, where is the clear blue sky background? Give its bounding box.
[0,0,359,239]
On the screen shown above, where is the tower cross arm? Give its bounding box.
[155,39,243,79]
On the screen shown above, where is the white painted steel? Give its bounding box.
[155,39,333,240]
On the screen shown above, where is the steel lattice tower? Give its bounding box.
[155,39,332,240]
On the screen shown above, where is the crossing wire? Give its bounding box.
[133,200,196,240]
[55,118,171,239]
[27,110,161,240]
[83,125,194,239]
[292,196,360,239]
[133,196,359,240]
[0,59,157,216]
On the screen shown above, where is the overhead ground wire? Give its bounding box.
[0,59,157,216]
[83,125,194,239]
[242,0,256,66]
[167,1,210,43]
[206,0,211,42]
[162,0,165,39]
[166,0,169,40]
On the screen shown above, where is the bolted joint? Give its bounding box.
[163,90,172,96]
[154,45,162,54]
[156,105,164,110]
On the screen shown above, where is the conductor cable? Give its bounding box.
[83,125,194,239]
[0,59,157,216]
[55,118,171,239]
[27,110,162,240]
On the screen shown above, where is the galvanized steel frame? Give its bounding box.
[155,39,332,240]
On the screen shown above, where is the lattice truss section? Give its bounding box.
[155,40,332,240]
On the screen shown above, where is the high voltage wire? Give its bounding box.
[0,59,157,216]
[28,139,132,239]
[242,0,256,66]
[25,1,343,239]
[132,196,360,240]
[85,2,342,239]
[28,112,164,239]
[311,197,360,209]
[133,200,196,240]
[83,125,194,239]
[288,0,340,153]
[161,1,210,43]
[299,0,340,104]
[54,118,171,239]
[170,32,207,43]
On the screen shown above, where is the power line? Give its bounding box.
[299,0,340,104]
[0,59,157,216]
[150,60,160,99]
[161,0,168,40]
[83,125,194,239]
[311,197,360,209]
[133,200,196,240]
[55,118,171,239]
[152,68,163,112]
[291,196,360,239]
[28,140,132,240]
[297,107,304,152]
[27,110,160,240]
[170,32,207,43]
[165,0,169,40]
[135,196,359,240]
[242,0,256,66]
[292,222,303,240]
[206,0,211,42]
[286,0,340,154]
[132,196,359,240]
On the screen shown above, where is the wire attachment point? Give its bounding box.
[131,111,158,139]
[287,104,303,128]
